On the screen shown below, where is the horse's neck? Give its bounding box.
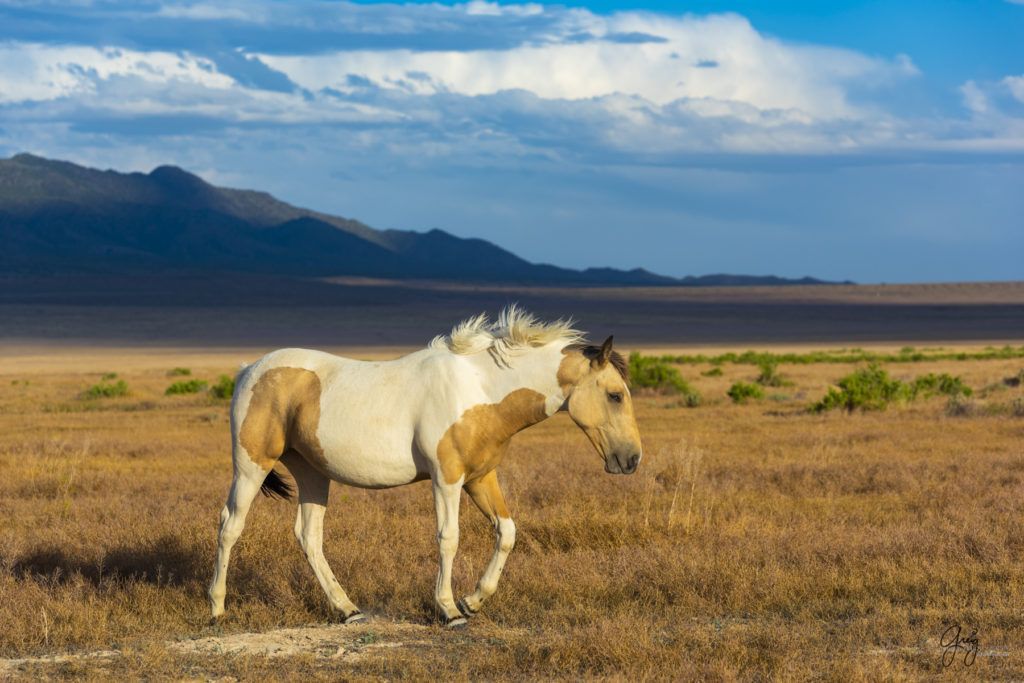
[470,343,567,418]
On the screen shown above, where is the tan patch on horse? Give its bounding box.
[465,470,511,521]
[557,351,590,396]
[437,388,548,485]
[239,367,327,472]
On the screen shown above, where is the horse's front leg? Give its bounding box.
[458,470,515,618]
[431,477,466,628]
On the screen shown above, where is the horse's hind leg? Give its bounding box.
[281,451,364,623]
[208,459,265,620]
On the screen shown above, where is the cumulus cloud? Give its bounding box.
[259,12,910,122]
[0,43,233,105]
[0,0,1021,165]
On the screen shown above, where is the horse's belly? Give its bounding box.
[316,432,428,489]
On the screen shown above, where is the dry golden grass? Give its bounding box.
[1,347,1023,679]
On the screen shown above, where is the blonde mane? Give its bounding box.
[430,305,585,361]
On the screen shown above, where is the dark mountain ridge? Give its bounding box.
[0,154,849,286]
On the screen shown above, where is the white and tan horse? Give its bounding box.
[208,307,642,627]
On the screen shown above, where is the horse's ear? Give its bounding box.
[599,335,614,366]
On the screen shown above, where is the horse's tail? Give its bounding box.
[261,469,294,500]
[233,361,250,393]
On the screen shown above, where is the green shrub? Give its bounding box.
[812,365,974,413]
[727,382,764,404]
[681,392,702,407]
[101,372,118,381]
[980,381,1007,397]
[85,379,129,398]
[165,379,208,396]
[628,353,694,395]
[168,367,191,376]
[909,372,972,399]
[211,374,236,400]
[755,361,793,387]
[701,367,723,377]
[810,364,910,413]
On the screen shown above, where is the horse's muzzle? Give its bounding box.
[606,451,642,475]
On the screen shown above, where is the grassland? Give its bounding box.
[1,344,1023,679]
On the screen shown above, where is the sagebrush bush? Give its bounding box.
[680,392,702,407]
[945,393,976,417]
[909,372,972,399]
[165,379,209,396]
[628,353,695,396]
[84,379,129,398]
[755,361,793,388]
[811,365,972,413]
[810,364,907,413]
[168,367,191,376]
[727,381,764,404]
[211,374,236,400]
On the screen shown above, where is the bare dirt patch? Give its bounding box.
[0,620,525,678]
[168,621,436,661]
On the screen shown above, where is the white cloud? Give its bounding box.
[464,1,543,17]
[0,42,234,105]
[960,80,988,113]
[155,3,257,21]
[0,41,411,131]
[259,12,909,122]
[1004,74,1024,103]
[1,3,1021,162]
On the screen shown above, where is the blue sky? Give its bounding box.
[1,1,1022,283]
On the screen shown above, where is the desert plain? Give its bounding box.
[0,280,1022,679]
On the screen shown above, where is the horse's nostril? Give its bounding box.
[628,454,640,470]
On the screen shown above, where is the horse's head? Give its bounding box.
[559,336,643,474]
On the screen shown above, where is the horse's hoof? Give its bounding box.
[444,616,469,630]
[208,615,221,627]
[343,611,366,625]
[456,598,477,618]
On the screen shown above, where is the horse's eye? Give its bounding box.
[608,392,623,404]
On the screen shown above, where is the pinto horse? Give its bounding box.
[208,307,642,627]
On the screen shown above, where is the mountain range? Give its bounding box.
[0,154,846,287]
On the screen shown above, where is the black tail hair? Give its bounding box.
[260,469,294,500]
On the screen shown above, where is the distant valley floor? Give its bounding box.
[1,275,1022,348]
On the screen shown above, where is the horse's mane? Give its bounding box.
[430,305,585,361]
